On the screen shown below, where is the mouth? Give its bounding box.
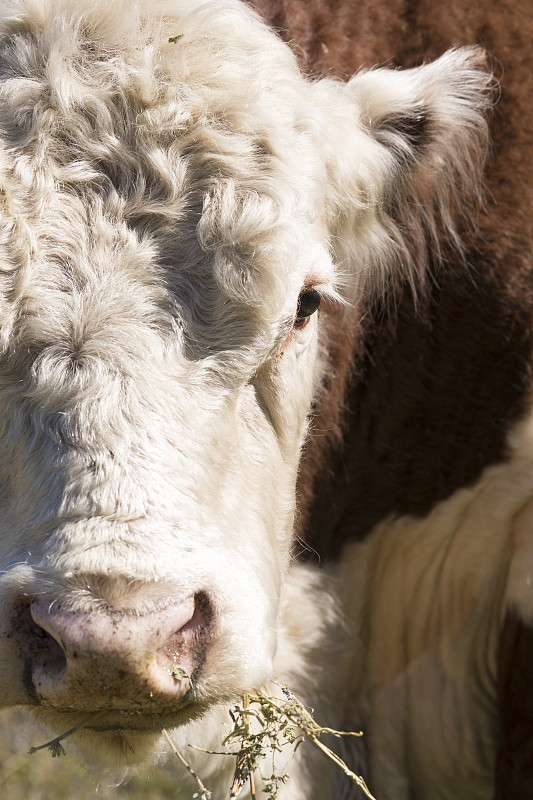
[30,698,209,742]
[86,705,201,732]
[28,703,212,768]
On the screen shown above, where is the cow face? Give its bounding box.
[0,0,490,766]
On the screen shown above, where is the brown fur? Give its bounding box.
[247,0,533,554]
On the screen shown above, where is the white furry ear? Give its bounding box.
[311,47,494,298]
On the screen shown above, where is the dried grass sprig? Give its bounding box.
[28,710,107,758]
[181,684,375,800]
[162,729,212,799]
[220,685,376,800]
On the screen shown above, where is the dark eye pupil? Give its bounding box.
[296,289,321,320]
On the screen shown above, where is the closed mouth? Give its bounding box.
[31,700,204,738]
[86,705,197,732]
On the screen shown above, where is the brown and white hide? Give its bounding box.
[248,1,533,798]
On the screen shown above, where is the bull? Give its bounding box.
[0,0,526,797]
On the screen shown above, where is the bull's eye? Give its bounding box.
[294,289,322,329]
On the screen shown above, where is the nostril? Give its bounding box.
[30,619,67,677]
[157,592,212,681]
[20,604,68,684]
[34,633,67,682]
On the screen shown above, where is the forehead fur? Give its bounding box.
[0,0,330,368]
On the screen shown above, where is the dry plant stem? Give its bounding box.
[309,734,377,800]
[243,693,257,800]
[229,772,242,798]
[251,692,363,740]
[163,729,212,799]
[28,709,107,756]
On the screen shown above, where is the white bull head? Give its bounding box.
[0,0,490,768]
